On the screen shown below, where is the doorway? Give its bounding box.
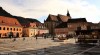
[0,34,1,37]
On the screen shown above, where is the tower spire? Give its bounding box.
[67,10,71,19]
[67,10,70,16]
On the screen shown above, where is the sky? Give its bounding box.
[0,0,100,23]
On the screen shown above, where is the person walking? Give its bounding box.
[44,34,46,39]
[13,38,16,42]
[35,35,38,39]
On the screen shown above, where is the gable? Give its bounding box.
[57,14,71,22]
[45,14,58,22]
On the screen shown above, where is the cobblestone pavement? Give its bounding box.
[0,37,63,53]
[0,37,100,55]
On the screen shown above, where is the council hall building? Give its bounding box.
[44,10,99,36]
[0,16,23,38]
[44,10,71,35]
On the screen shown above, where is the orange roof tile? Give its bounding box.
[0,16,22,27]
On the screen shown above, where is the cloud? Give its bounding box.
[0,0,100,23]
[0,0,27,17]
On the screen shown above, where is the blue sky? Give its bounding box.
[87,0,100,7]
[0,0,100,23]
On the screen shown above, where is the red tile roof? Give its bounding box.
[57,14,70,22]
[45,14,70,22]
[0,16,22,27]
[46,14,58,21]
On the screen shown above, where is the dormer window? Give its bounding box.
[2,20,4,23]
[15,22,17,25]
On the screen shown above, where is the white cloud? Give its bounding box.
[0,0,100,23]
[0,0,27,17]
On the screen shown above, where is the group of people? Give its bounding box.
[8,32,19,38]
[56,34,76,40]
[35,33,47,39]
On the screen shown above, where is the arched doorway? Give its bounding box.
[8,32,13,38]
[16,32,19,37]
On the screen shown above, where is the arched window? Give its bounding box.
[17,28,18,31]
[7,28,9,30]
[10,28,12,30]
[19,29,21,31]
[3,27,5,30]
[13,28,15,31]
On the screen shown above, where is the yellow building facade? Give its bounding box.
[0,16,22,38]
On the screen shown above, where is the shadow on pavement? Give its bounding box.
[3,43,97,55]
